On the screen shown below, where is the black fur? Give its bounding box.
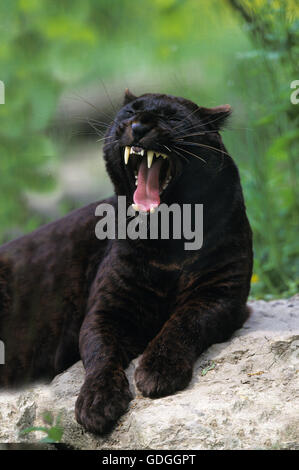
[0,92,253,434]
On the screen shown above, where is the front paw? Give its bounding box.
[75,369,132,434]
[135,353,193,398]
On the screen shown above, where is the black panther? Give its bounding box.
[0,90,253,434]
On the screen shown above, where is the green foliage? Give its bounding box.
[226,0,299,298]
[201,362,216,376]
[0,0,298,297]
[20,411,64,443]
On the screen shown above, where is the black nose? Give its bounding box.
[131,122,150,140]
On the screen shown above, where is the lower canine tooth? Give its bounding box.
[147,151,154,169]
[124,146,130,165]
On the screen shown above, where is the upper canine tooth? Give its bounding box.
[147,150,154,169]
[124,146,130,165]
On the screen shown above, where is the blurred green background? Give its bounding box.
[0,0,298,298]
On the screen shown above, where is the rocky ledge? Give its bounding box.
[0,297,298,450]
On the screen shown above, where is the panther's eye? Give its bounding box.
[124,109,134,117]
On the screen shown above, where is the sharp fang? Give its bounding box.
[150,206,157,214]
[124,146,130,165]
[147,150,154,169]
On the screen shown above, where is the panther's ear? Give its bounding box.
[123,88,137,105]
[198,104,231,130]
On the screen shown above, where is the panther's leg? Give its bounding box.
[135,284,249,398]
[75,287,146,434]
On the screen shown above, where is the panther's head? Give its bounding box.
[104,90,231,212]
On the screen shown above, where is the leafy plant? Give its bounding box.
[227,0,299,298]
[201,362,216,376]
[20,411,64,443]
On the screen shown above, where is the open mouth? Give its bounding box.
[123,146,173,213]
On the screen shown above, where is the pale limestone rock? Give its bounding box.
[0,297,298,450]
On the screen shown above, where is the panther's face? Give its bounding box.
[104,90,231,212]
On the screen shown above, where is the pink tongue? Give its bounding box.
[133,157,162,212]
